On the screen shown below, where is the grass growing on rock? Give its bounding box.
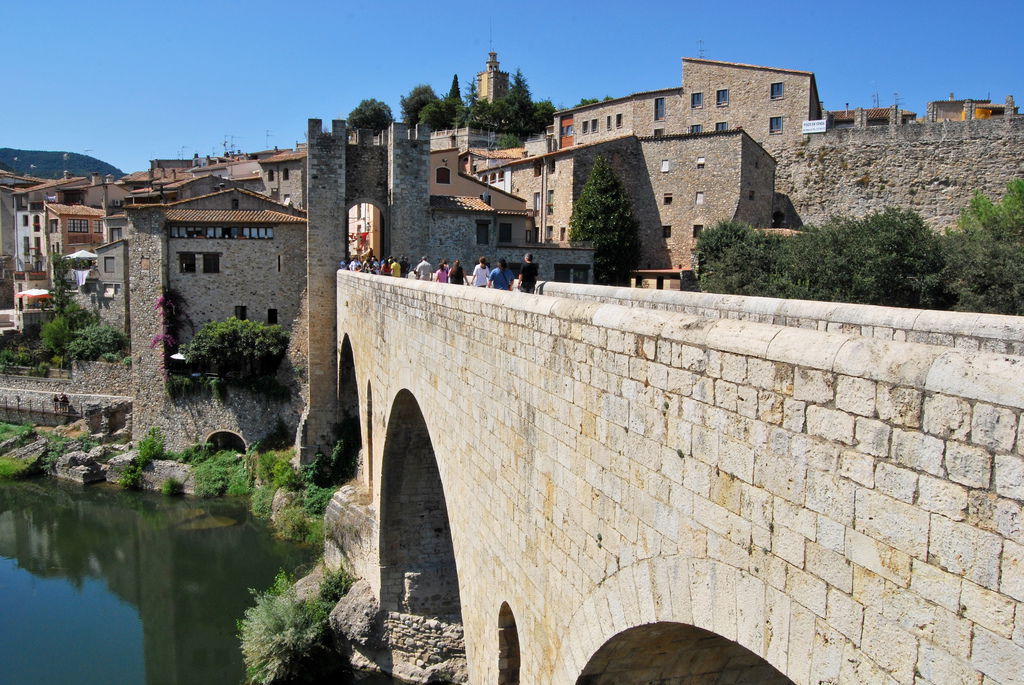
[0,457,32,480]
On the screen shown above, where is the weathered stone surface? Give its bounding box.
[51,450,105,484]
[141,460,195,494]
[3,437,47,469]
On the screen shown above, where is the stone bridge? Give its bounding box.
[330,271,1024,684]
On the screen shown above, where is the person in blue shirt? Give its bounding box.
[487,258,514,291]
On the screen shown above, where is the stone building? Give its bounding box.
[257,150,307,208]
[554,88,685,149]
[73,239,129,332]
[476,52,509,103]
[44,203,106,256]
[496,129,775,269]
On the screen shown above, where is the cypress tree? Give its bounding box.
[569,156,640,285]
[447,74,461,101]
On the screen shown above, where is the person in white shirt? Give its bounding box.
[471,256,489,287]
[414,256,434,280]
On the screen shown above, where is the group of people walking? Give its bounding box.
[345,253,539,294]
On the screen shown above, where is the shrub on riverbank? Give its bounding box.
[238,567,353,684]
[120,427,163,489]
[0,457,32,480]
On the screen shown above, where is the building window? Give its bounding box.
[653,128,665,137]
[104,257,115,273]
[691,92,703,108]
[21,215,27,227]
[435,167,451,184]
[690,124,703,134]
[202,253,220,273]
[771,82,784,99]
[748,190,755,200]
[267,308,278,325]
[533,192,541,211]
[178,253,196,273]
[660,160,671,173]
[546,189,554,214]
[716,89,729,106]
[498,222,512,243]
[267,169,275,181]
[525,230,533,243]
[696,156,706,169]
[282,168,289,181]
[582,120,589,134]
[33,216,40,229]
[49,219,58,233]
[695,191,705,205]
[715,121,728,131]
[22,237,29,255]
[662,225,672,238]
[235,305,247,320]
[560,227,566,241]
[654,97,666,121]
[533,161,542,177]
[111,227,123,241]
[616,113,623,128]
[547,159,556,174]
[664,193,673,205]
[606,116,612,130]
[68,219,89,232]
[770,116,784,134]
[476,221,489,245]
[546,225,553,240]
[693,224,704,239]
[231,198,240,209]
[94,220,103,233]
[591,118,597,132]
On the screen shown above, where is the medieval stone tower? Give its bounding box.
[298,118,429,459]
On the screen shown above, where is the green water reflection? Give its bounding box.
[0,479,314,685]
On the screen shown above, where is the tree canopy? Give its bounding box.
[400,84,439,126]
[347,99,393,132]
[183,317,289,378]
[569,156,640,285]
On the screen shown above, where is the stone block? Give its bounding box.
[793,368,834,404]
[972,626,1024,684]
[928,515,1002,590]
[890,428,944,476]
[839,449,874,487]
[876,384,922,427]
[874,461,918,503]
[945,441,992,488]
[960,580,1015,638]
[807,406,855,445]
[909,559,961,613]
[917,475,968,521]
[995,454,1024,500]
[923,394,972,440]
[860,610,917,684]
[846,528,911,586]
[825,586,864,644]
[806,541,853,593]
[835,376,876,417]
[916,643,983,685]
[854,489,930,559]
[854,417,891,457]
[1001,539,1024,602]
[971,403,1017,453]
[782,398,805,433]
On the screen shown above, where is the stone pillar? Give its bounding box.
[298,118,347,461]
[889,104,899,126]
[854,107,867,128]
[1006,95,1017,118]
[964,99,975,120]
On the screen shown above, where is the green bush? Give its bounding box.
[193,451,245,498]
[302,485,335,518]
[274,503,311,543]
[65,324,128,361]
[161,478,185,496]
[251,485,277,519]
[137,427,165,464]
[0,457,32,480]
[183,317,289,378]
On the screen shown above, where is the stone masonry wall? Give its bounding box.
[536,282,1024,356]
[776,117,1024,229]
[339,271,1024,684]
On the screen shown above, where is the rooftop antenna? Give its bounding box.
[893,92,901,108]
[265,129,273,148]
[698,39,706,58]
[488,18,493,51]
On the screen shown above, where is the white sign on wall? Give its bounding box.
[802,119,827,134]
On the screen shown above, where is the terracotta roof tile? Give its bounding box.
[556,88,682,114]
[258,151,307,164]
[682,57,814,77]
[164,209,306,223]
[429,195,496,212]
[829,108,917,121]
[45,203,106,216]
[18,176,88,192]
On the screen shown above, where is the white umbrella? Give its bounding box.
[16,289,50,298]
[169,353,186,360]
[66,250,98,259]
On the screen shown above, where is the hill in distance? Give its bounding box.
[0,148,124,180]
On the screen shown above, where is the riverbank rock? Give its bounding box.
[4,437,47,471]
[104,451,195,494]
[271,488,298,523]
[329,580,467,684]
[52,450,106,484]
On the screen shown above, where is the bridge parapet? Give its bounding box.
[337,271,1024,684]
[538,281,1024,356]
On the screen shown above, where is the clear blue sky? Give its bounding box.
[5,0,1022,174]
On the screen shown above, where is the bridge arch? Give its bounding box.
[497,602,521,685]
[364,379,374,490]
[378,389,463,620]
[339,335,359,426]
[205,430,245,452]
[576,622,792,684]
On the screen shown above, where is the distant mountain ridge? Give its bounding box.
[0,148,124,180]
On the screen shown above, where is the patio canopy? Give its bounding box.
[15,289,51,298]
[66,250,98,259]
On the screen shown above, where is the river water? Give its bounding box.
[0,479,397,685]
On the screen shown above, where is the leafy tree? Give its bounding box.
[532,99,557,134]
[400,84,439,126]
[66,324,128,361]
[183,317,289,378]
[496,133,523,149]
[695,221,788,296]
[942,180,1024,314]
[575,97,600,107]
[418,98,459,132]
[347,99,393,132]
[503,70,537,138]
[569,156,640,285]
[41,316,75,358]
